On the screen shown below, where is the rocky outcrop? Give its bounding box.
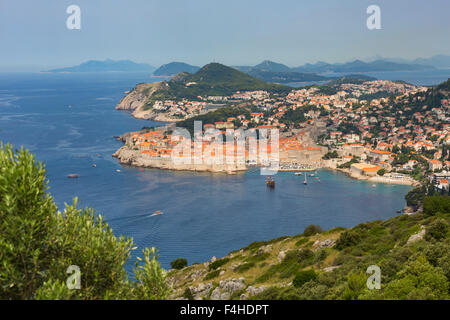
[313,239,336,250]
[210,278,246,300]
[115,82,175,120]
[407,226,426,244]
[116,83,159,111]
[240,285,267,300]
[189,283,213,300]
[277,250,286,262]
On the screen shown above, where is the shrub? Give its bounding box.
[295,238,309,246]
[377,169,386,176]
[251,286,283,300]
[209,258,230,271]
[405,185,427,209]
[425,219,449,241]
[313,250,328,264]
[234,262,255,273]
[170,258,188,270]
[204,270,221,280]
[0,144,171,300]
[183,288,194,300]
[343,271,367,300]
[293,270,317,288]
[423,195,450,216]
[298,248,314,261]
[303,224,323,236]
[335,230,361,250]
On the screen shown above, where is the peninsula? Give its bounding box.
[114,62,450,188]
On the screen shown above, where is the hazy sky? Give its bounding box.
[1,0,449,71]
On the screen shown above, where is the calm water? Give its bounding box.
[288,68,450,87]
[0,72,412,268]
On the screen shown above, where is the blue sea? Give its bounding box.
[0,71,420,268]
[288,68,450,87]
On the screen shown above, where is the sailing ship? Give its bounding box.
[266,176,275,188]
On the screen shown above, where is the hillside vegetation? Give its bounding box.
[0,144,170,300]
[168,200,450,300]
[122,63,292,111]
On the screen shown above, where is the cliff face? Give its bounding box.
[115,82,165,119]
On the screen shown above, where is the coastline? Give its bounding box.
[113,144,419,186]
[329,167,419,186]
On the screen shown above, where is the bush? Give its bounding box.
[303,225,323,236]
[295,238,309,246]
[0,144,171,300]
[183,288,194,300]
[209,258,230,271]
[377,169,386,176]
[425,219,449,241]
[204,270,221,280]
[423,195,450,216]
[234,262,255,273]
[170,258,188,270]
[343,271,367,300]
[335,230,361,250]
[293,270,317,288]
[405,185,427,209]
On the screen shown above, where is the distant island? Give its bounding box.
[153,62,200,77]
[235,59,434,76]
[45,59,156,73]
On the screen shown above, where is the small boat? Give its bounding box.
[309,173,315,177]
[92,164,97,167]
[139,168,144,171]
[67,174,79,179]
[372,184,376,187]
[151,210,163,216]
[303,173,307,185]
[116,169,121,173]
[396,210,402,214]
[295,172,302,176]
[266,177,275,188]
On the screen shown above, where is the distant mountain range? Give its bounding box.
[230,59,439,83]
[373,55,450,69]
[45,54,449,80]
[152,62,200,76]
[235,59,435,76]
[46,59,156,73]
[293,59,433,73]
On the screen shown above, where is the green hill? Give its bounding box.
[185,63,291,92]
[142,63,291,108]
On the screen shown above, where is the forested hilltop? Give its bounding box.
[115,63,292,119]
